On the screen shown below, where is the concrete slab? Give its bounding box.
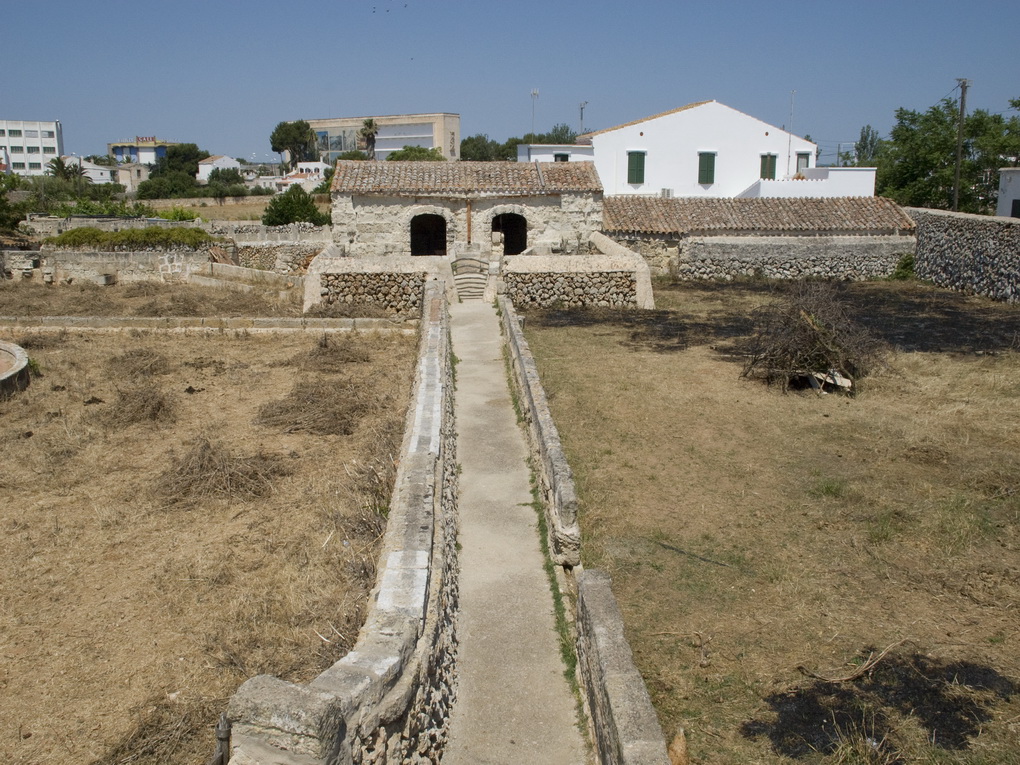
[443,301,587,765]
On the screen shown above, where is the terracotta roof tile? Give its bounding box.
[603,196,916,235]
[330,160,602,196]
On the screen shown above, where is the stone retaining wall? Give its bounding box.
[498,296,669,763]
[39,247,213,282]
[612,233,915,279]
[236,243,325,274]
[227,281,458,764]
[907,208,1020,302]
[23,216,331,247]
[304,248,457,314]
[501,238,655,310]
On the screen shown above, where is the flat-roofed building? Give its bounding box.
[107,136,181,165]
[306,113,460,163]
[1,119,64,176]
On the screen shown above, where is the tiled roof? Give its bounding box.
[330,160,603,196]
[603,196,916,235]
[579,101,713,139]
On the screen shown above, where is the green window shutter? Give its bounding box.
[698,152,715,184]
[760,154,776,180]
[627,151,645,184]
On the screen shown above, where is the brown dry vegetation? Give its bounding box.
[525,280,1020,764]
[0,278,304,318]
[0,322,415,764]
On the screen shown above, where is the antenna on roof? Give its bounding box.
[786,90,796,178]
[531,89,540,137]
[579,101,589,135]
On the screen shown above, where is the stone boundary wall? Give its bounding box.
[907,208,1020,302]
[612,233,916,279]
[227,281,458,764]
[0,316,415,333]
[236,243,325,274]
[501,241,655,310]
[22,215,201,237]
[304,248,457,314]
[24,216,331,246]
[39,247,213,282]
[498,296,669,763]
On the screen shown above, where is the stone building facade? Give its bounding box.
[330,161,603,259]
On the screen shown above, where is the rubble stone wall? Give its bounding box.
[37,247,212,282]
[236,243,325,274]
[227,281,458,765]
[611,233,915,279]
[907,208,1020,302]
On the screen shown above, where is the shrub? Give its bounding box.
[157,206,199,222]
[261,186,330,226]
[890,252,915,281]
[741,281,887,392]
[45,226,220,251]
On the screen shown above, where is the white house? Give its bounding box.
[516,144,595,163]
[197,155,242,183]
[997,168,1020,218]
[580,100,873,199]
[64,155,114,184]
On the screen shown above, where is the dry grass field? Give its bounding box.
[147,197,330,222]
[0,283,415,764]
[525,280,1020,764]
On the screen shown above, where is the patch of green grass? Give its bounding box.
[809,476,850,499]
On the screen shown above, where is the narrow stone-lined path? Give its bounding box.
[443,301,587,764]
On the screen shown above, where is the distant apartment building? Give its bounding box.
[107,136,180,165]
[306,113,461,163]
[0,119,64,176]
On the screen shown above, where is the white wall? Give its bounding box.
[197,155,241,183]
[1,119,64,176]
[590,101,817,197]
[516,145,595,163]
[997,168,1020,218]
[740,167,877,198]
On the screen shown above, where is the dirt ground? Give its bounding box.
[0,283,415,764]
[525,280,1020,764]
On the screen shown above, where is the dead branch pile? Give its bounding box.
[741,282,887,392]
[255,378,376,435]
[157,437,290,502]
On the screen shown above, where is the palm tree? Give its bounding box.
[359,119,379,160]
[47,156,71,181]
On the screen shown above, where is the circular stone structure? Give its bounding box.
[0,339,30,397]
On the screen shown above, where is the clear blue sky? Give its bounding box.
[7,0,1018,165]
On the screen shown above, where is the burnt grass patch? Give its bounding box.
[742,650,1016,760]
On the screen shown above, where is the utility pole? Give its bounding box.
[786,90,796,177]
[953,78,970,211]
[579,101,589,135]
[530,89,539,137]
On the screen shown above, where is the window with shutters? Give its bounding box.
[698,152,716,184]
[760,154,777,180]
[797,152,811,172]
[627,151,646,184]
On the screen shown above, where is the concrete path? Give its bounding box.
[443,301,587,765]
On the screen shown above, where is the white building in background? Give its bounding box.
[516,143,594,163]
[197,155,242,183]
[107,136,180,165]
[574,100,873,199]
[305,113,461,163]
[0,119,64,176]
[63,155,114,184]
[998,168,1020,218]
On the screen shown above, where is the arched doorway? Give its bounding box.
[492,213,527,255]
[410,214,447,256]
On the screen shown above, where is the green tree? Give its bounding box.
[854,125,882,165]
[47,156,72,180]
[207,167,245,186]
[0,173,25,231]
[270,120,317,170]
[358,119,379,160]
[337,150,368,161]
[261,185,330,226]
[137,171,201,199]
[84,154,117,167]
[460,134,502,161]
[151,143,210,179]
[876,97,1020,213]
[385,145,446,161]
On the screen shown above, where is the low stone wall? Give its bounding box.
[498,296,669,763]
[236,243,325,274]
[39,247,212,282]
[613,233,916,279]
[227,281,458,764]
[22,214,200,238]
[907,208,1020,302]
[207,222,332,244]
[304,248,457,314]
[501,239,655,310]
[498,295,582,567]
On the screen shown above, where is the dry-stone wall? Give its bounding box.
[237,243,323,274]
[501,243,654,310]
[907,208,1020,302]
[227,281,458,765]
[38,247,211,282]
[207,222,332,244]
[318,272,427,313]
